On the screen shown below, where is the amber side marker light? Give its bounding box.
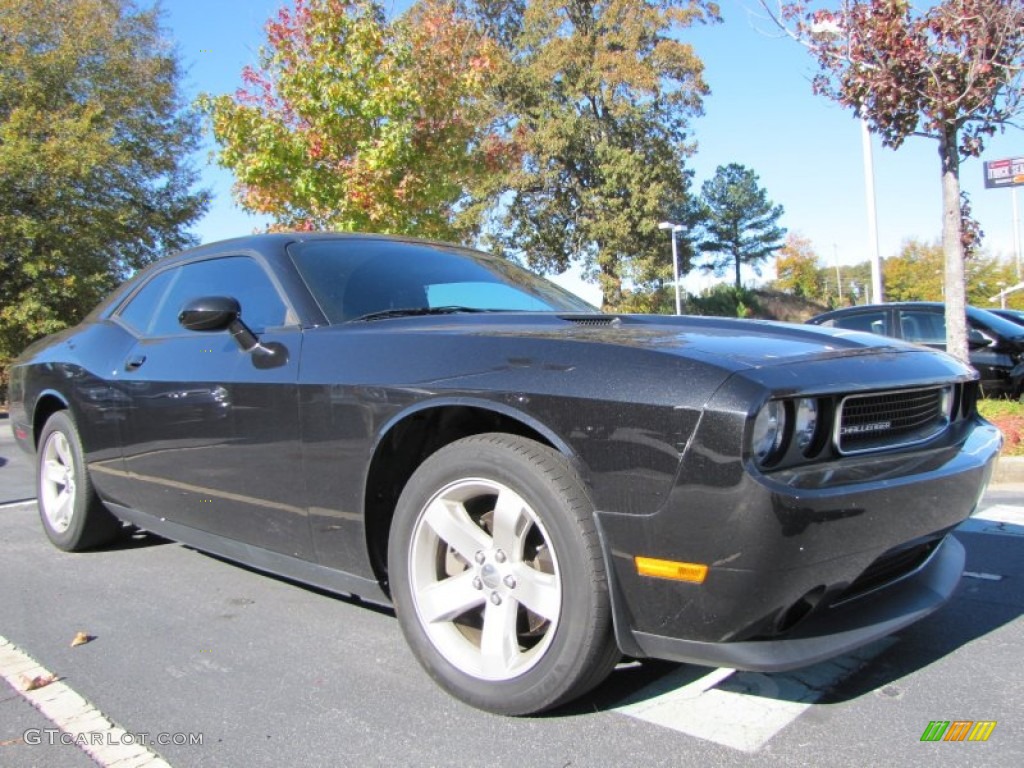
[634,556,708,584]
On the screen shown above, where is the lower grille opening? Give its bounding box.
[773,585,827,634]
[837,539,942,603]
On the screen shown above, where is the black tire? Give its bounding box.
[36,411,121,551]
[388,433,620,715]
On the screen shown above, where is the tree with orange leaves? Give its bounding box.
[200,0,510,241]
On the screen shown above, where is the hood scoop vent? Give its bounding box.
[561,315,622,327]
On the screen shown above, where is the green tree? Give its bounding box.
[766,0,1024,362]
[966,252,1019,308]
[842,240,1021,308]
[0,0,206,370]
[468,0,720,309]
[774,233,823,298]
[883,239,944,302]
[697,163,786,290]
[201,0,505,240]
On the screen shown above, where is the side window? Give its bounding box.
[149,256,289,337]
[831,311,890,337]
[899,310,945,344]
[117,269,176,335]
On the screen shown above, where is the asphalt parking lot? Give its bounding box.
[1,415,1022,767]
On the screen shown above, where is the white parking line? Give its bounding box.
[614,639,894,752]
[0,635,172,768]
[961,503,1024,536]
[973,503,1024,524]
[0,499,36,510]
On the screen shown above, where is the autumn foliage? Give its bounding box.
[201,0,511,240]
[767,0,1024,362]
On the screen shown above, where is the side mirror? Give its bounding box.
[178,295,288,368]
[968,329,993,349]
[179,296,240,332]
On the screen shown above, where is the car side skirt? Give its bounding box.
[105,502,391,607]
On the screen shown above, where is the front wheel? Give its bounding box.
[37,411,121,551]
[388,434,619,714]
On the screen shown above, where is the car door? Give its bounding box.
[112,254,312,559]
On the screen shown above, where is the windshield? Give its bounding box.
[289,238,597,322]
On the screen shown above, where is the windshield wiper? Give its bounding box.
[353,306,497,322]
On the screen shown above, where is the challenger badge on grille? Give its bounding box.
[835,387,949,454]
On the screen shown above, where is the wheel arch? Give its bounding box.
[31,390,71,448]
[363,398,579,594]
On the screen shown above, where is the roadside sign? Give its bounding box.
[984,157,1024,189]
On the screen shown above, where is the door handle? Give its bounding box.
[125,354,147,371]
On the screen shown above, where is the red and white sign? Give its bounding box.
[984,157,1024,189]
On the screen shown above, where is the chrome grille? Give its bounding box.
[836,387,949,454]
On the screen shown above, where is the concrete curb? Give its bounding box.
[991,455,1024,486]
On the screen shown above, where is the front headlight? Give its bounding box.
[752,400,787,466]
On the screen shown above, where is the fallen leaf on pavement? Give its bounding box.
[70,631,93,647]
[22,673,57,691]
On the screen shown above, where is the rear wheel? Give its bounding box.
[37,411,121,551]
[388,434,619,714]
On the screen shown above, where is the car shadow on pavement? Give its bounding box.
[194,549,398,618]
[98,525,170,551]
[551,528,1023,717]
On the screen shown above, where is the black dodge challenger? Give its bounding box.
[8,233,1000,714]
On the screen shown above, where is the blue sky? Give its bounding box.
[163,0,1024,305]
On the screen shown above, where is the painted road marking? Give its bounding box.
[614,639,895,752]
[0,635,172,768]
[961,504,1024,536]
[0,499,36,510]
[973,503,1024,525]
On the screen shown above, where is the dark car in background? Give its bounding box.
[9,235,1000,715]
[808,301,1024,398]
[991,307,1024,327]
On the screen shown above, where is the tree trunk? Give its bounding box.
[598,254,622,311]
[939,130,968,363]
[733,252,742,290]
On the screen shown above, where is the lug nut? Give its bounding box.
[503,575,516,589]
[489,592,502,605]
[474,551,486,564]
[472,577,483,590]
[494,550,507,563]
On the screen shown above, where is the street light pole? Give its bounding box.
[658,221,684,316]
[861,118,884,304]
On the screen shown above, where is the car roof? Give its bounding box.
[808,302,1024,338]
[87,232,488,322]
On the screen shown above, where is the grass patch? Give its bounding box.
[978,398,1024,456]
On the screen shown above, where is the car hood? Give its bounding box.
[344,312,923,371]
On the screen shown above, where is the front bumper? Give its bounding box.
[595,420,999,671]
[627,534,963,671]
